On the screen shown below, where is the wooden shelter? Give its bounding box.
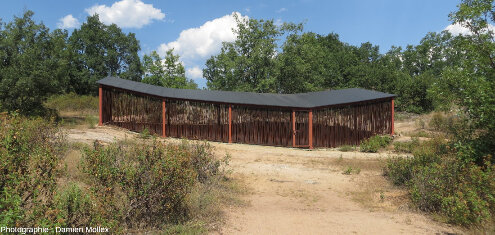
[97,77,395,149]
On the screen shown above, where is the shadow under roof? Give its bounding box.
[97,76,396,109]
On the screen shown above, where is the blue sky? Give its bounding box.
[0,0,461,87]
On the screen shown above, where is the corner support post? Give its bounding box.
[391,99,395,136]
[309,110,313,149]
[99,85,103,126]
[162,99,166,137]
[228,105,232,143]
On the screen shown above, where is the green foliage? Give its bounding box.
[393,138,420,153]
[142,50,197,89]
[53,183,107,228]
[204,14,302,92]
[429,112,447,131]
[80,139,228,229]
[84,115,98,129]
[342,166,361,175]
[385,138,495,226]
[0,114,67,227]
[342,166,353,175]
[0,11,69,115]
[359,135,392,153]
[338,145,356,152]
[428,0,495,164]
[44,93,98,114]
[139,128,151,139]
[67,14,143,95]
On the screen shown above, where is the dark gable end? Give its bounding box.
[97,76,396,109]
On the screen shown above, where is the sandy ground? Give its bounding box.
[65,120,463,235]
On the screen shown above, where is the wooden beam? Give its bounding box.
[162,99,166,137]
[228,105,232,143]
[391,99,394,135]
[309,110,313,149]
[292,110,296,147]
[99,85,103,126]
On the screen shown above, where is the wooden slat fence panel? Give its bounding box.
[231,106,292,147]
[166,99,229,142]
[313,100,392,148]
[102,88,162,135]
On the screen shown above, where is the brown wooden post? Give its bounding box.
[292,110,296,147]
[228,105,232,143]
[162,99,166,137]
[98,85,103,126]
[309,110,313,149]
[391,99,395,135]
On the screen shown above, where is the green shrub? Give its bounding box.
[0,113,67,227]
[85,115,98,129]
[44,93,98,114]
[393,138,420,153]
[360,135,392,153]
[53,183,115,229]
[384,137,495,226]
[384,156,415,185]
[338,145,356,152]
[429,112,446,131]
[139,128,151,139]
[80,139,228,229]
[342,166,353,175]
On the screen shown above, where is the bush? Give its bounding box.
[44,93,98,114]
[0,113,67,227]
[53,184,113,229]
[393,138,420,153]
[429,112,446,131]
[360,135,392,153]
[80,139,229,230]
[338,145,356,152]
[384,138,495,226]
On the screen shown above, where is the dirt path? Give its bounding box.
[65,125,462,235]
[212,143,460,235]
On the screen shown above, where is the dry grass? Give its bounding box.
[304,156,385,173]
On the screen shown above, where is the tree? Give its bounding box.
[429,0,495,162]
[204,14,302,92]
[142,50,197,89]
[277,33,344,93]
[0,11,69,115]
[67,14,142,95]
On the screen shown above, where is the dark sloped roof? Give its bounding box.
[97,76,396,109]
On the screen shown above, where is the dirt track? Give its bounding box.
[66,125,462,235]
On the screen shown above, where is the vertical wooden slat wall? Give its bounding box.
[231,106,292,147]
[102,87,163,135]
[313,100,392,148]
[100,86,393,148]
[166,99,229,142]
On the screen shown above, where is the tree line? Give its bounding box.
[0,11,193,116]
[0,2,492,122]
[204,15,465,114]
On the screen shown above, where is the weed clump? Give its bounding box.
[360,135,392,153]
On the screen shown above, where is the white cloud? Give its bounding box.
[445,22,495,36]
[276,8,287,13]
[445,23,472,35]
[186,66,203,79]
[57,14,80,29]
[85,0,165,28]
[157,12,247,60]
